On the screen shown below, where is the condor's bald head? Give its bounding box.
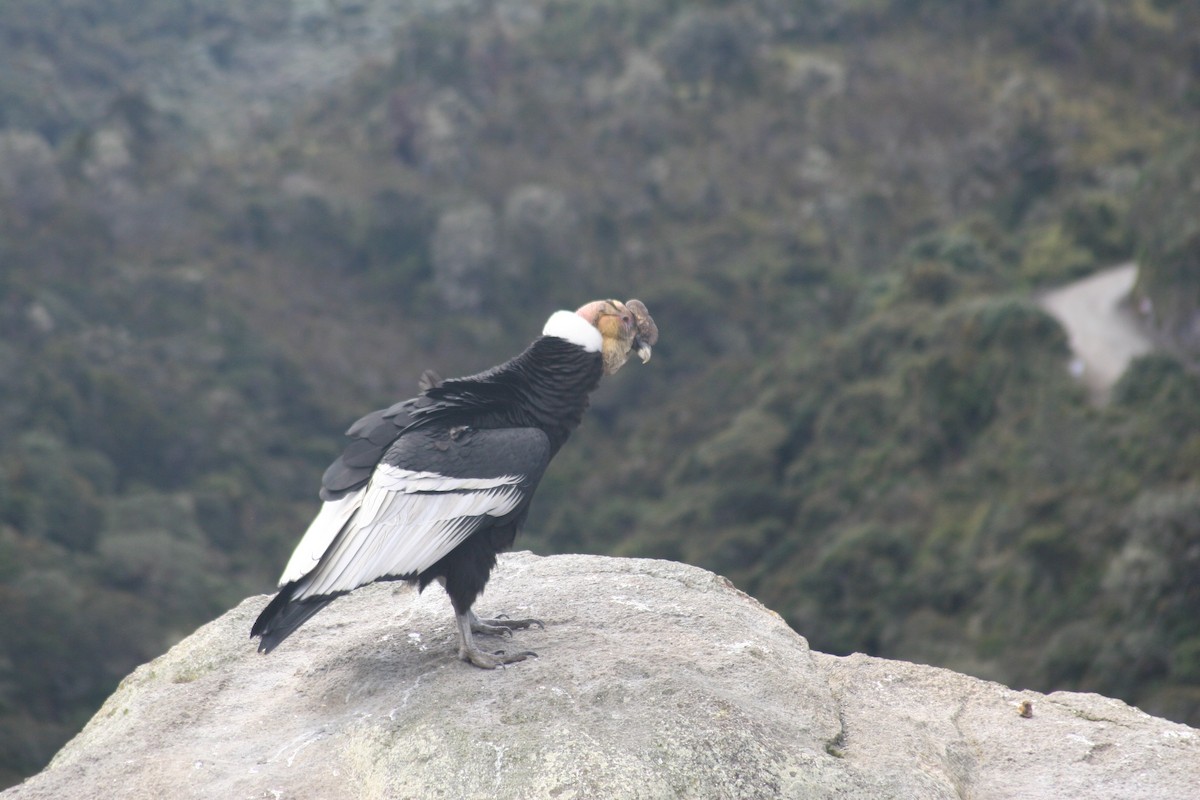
[573,298,659,375]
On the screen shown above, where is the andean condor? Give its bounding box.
[251,299,659,668]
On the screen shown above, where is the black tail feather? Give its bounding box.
[251,582,338,653]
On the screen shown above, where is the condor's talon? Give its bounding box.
[468,610,544,636]
[457,611,541,668]
[461,645,538,669]
[493,613,547,630]
[489,649,537,658]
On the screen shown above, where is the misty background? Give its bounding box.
[2,0,1200,787]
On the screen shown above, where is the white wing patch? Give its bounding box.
[371,464,523,493]
[284,465,526,600]
[279,491,362,586]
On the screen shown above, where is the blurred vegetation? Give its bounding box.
[2,0,1200,786]
[1132,135,1200,352]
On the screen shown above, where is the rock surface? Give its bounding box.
[1038,263,1154,403]
[5,553,1198,800]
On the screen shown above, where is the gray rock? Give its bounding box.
[5,553,1198,799]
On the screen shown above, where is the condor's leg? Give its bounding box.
[454,610,537,669]
[433,576,543,637]
[434,571,539,668]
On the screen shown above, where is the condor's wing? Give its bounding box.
[318,371,443,501]
[282,425,551,601]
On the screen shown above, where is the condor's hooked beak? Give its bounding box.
[628,298,657,364]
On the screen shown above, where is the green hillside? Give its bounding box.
[2,0,1200,786]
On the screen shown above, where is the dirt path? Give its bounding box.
[1037,263,1154,402]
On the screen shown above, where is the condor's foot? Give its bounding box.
[456,611,538,669]
[468,610,545,637]
[461,643,538,670]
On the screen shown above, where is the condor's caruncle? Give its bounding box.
[251,299,658,668]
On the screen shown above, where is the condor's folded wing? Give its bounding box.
[279,425,550,600]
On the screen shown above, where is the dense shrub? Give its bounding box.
[1131,137,1200,351]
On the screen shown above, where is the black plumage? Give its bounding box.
[251,300,657,668]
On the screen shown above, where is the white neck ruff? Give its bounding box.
[542,310,602,352]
